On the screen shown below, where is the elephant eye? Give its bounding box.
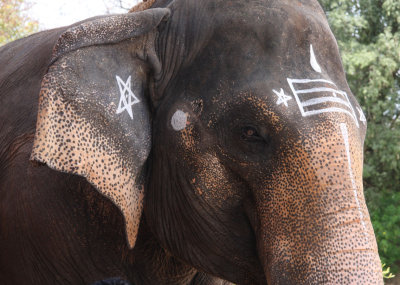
[241,126,263,142]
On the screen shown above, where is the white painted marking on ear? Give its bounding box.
[116,75,140,120]
[357,107,367,125]
[272,88,292,107]
[171,110,187,131]
[287,78,359,127]
[340,123,367,234]
[310,44,322,73]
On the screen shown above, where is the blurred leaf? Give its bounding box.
[383,263,396,279]
[0,0,38,46]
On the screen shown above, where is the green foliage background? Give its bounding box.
[319,0,400,272]
[0,0,38,46]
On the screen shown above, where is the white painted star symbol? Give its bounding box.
[116,75,140,120]
[357,107,366,125]
[273,88,292,107]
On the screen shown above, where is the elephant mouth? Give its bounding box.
[146,146,267,284]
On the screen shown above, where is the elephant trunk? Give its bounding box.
[254,123,383,284]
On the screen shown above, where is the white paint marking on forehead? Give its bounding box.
[272,88,292,107]
[116,75,140,120]
[340,123,367,235]
[310,44,322,73]
[357,107,367,125]
[287,78,359,128]
[171,110,188,131]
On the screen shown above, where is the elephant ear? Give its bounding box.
[30,8,170,248]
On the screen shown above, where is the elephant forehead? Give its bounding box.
[198,28,361,133]
[213,0,330,43]
[209,1,339,77]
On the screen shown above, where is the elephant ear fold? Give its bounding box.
[30,8,170,248]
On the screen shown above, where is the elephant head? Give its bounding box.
[31,0,383,284]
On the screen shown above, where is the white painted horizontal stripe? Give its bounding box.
[296,87,343,95]
[303,107,356,120]
[301,97,351,108]
[289,78,337,86]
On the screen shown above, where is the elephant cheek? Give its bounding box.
[254,124,383,284]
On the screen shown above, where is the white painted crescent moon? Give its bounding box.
[310,44,322,73]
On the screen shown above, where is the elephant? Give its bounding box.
[0,0,384,284]
[91,278,132,285]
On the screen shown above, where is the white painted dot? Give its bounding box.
[171,110,187,131]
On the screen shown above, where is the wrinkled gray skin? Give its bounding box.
[0,0,383,284]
